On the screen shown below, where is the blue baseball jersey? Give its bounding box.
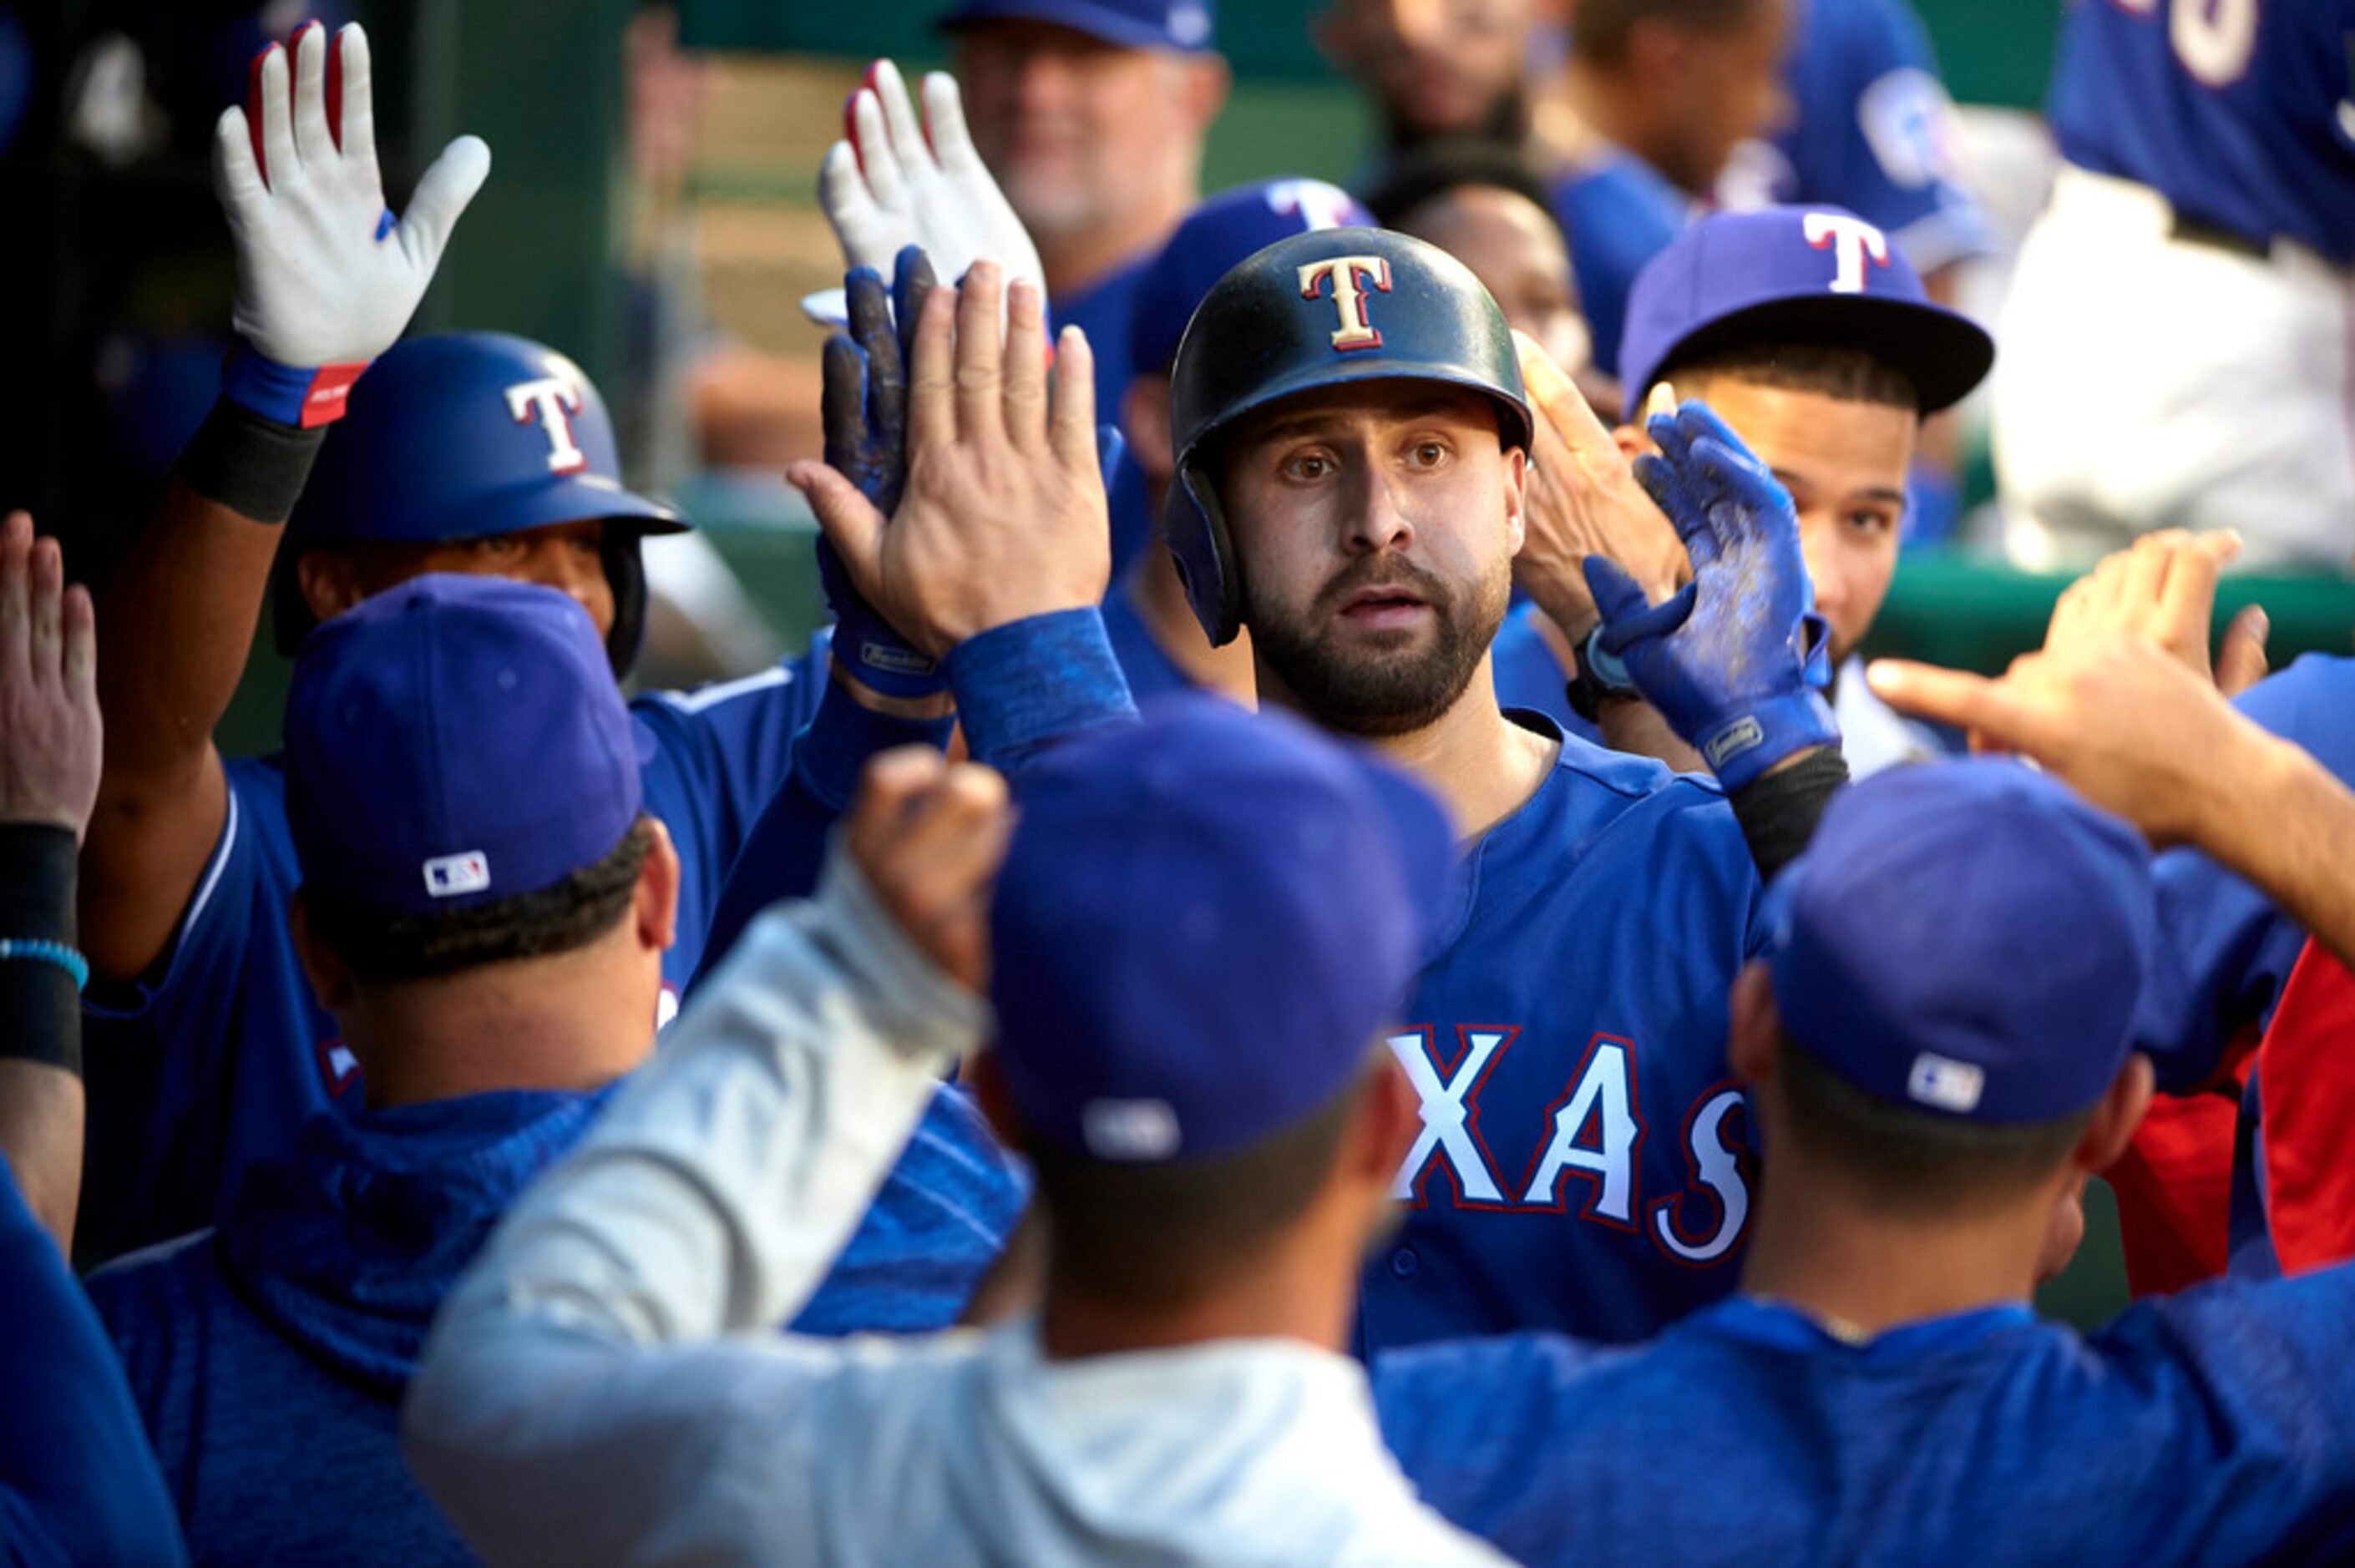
[2048,0,2355,265]
[1376,1281,2355,1565]
[1721,0,1989,272]
[1101,585,1196,704]
[1547,153,1694,378]
[78,654,826,1264]
[1358,719,1767,1353]
[1487,602,1599,741]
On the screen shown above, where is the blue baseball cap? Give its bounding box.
[284,574,651,917]
[1129,179,1373,382]
[939,0,1215,50]
[1618,205,1994,416]
[1761,760,2157,1125]
[990,696,1456,1162]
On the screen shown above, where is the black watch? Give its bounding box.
[1567,625,1641,725]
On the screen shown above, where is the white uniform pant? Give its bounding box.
[1993,164,2355,572]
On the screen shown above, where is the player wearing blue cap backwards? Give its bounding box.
[1378,736,2355,1565]
[85,575,713,1565]
[408,699,1510,1565]
[930,0,1228,422]
[73,23,1021,1292]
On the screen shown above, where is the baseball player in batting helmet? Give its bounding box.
[75,23,1025,1321]
[268,331,682,676]
[752,223,1844,1355]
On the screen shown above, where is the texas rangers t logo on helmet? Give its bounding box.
[1803,212,1892,296]
[1298,255,1394,352]
[504,373,589,474]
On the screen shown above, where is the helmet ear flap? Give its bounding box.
[1162,460,1245,648]
[600,528,650,679]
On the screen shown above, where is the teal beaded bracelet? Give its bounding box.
[0,938,89,992]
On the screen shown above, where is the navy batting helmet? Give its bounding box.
[271,332,684,675]
[1161,226,1532,646]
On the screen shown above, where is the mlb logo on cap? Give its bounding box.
[423,851,493,900]
[1907,1054,1985,1115]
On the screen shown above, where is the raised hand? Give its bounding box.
[1867,637,2271,850]
[2042,528,2270,696]
[843,746,1014,994]
[1581,400,1836,789]
[790,261,1110,660]
[1509,332,1687,635]
[0,514,99,842]
[820,61,1045,306]
[215,21,489,424]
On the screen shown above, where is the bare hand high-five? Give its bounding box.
[789,262,1111,659]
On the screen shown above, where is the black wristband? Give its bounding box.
[0,824,79,1075]
[173,396,328,524]
[1729,746,1849,881]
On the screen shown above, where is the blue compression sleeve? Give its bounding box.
[944,607,1138,771]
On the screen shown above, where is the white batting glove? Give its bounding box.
[213,21,489,425]
[820,61,1044,302]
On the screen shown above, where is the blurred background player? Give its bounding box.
[1992,0,2355,571]
[1536,0,1789,378]
[1360,136,1597,402]
[410,704,1508,1565]
[942,0,1231,417]
[87,576,678,1568]
[1380,746,2355,1565]
[1315,0,1544,158]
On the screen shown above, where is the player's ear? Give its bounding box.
[296,547,367,623]
[1123,376,1176,483]
[633,814,681,953]
[967,1049,1030,1153]
[287,890,355,1012]
[1502,443,1529,555]
[2075,1052,2155,1174]
[1725,962,1780,1085]
[1350,1051,1421,1182]
[1179,53,1231,134]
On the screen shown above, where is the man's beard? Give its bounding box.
[1244,554,1508,739]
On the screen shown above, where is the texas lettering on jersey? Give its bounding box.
[1389,1024,1754,1267]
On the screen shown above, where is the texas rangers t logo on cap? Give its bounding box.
[1299,255,1394,352]
[1803,211,1892,296]
[504,373,589,474]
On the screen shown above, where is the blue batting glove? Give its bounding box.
[817,248,948,698]
[1583,400,1838,791]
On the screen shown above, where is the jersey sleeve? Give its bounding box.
[2093,1268,2355,1562]
[1372,1333,1614,1558]
[689,674,955,993]
[631,643,830,983]
[0,1162,187,1567]
[2131,656,2355,1094]
[77,760,340,1267]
